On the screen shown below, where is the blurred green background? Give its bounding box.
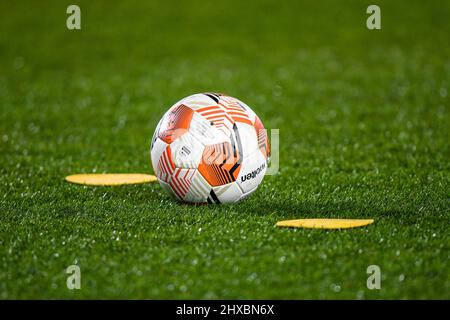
[0,0,449,299]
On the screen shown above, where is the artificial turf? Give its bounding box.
[0,0,449,299]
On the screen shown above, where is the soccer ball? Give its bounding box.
[150,93,270,204]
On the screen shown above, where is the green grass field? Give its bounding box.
[0,0,449,299]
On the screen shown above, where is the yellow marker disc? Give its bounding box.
[65,173,157,186]
[276,218,374,229]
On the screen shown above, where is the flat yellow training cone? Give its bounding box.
[65,173,157,186]
[276,218,374,229]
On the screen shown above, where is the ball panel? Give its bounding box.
[234,122,259,158]
[236,150,267,194]
[184,170,211,203]
[150,137,168,177]
[194,104,235,138]
[155,145,175,183]
[234,98,257,124]
[217,95,253,126]
[211,182,243,203]
[253,115,270,159]
[169,167,196,201]
[202,92,222,103]
[198,141,242,187]
[238,185,258,202]
[180,93,218,110]
[169,131,205,169]
[158,104,194,144]
[151,118,163,151]
[189,112,230,146]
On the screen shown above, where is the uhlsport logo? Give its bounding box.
[241,162,266,182]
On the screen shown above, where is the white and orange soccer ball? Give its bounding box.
[150,93,270,204]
